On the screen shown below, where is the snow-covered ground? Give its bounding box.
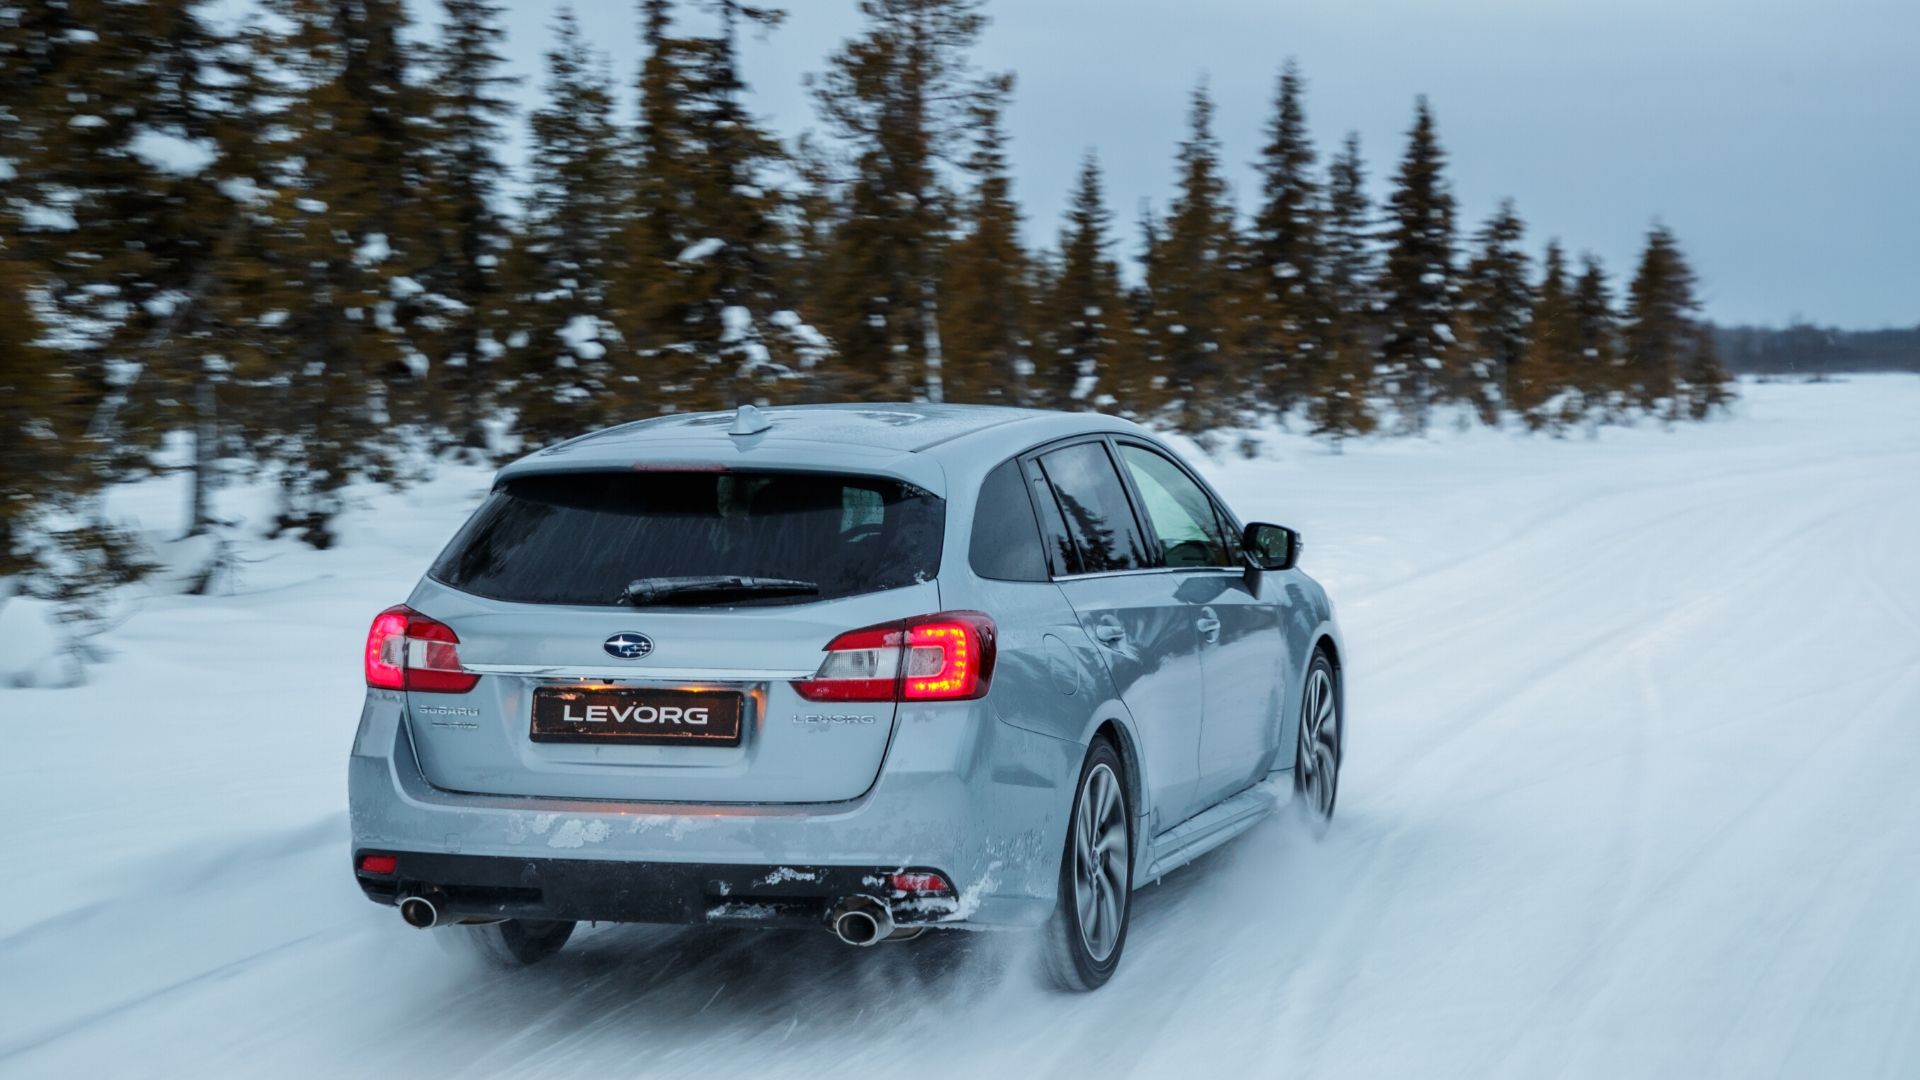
[4,377,1918,1078]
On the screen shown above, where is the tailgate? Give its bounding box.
[402,578,941,802]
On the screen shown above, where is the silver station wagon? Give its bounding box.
[350,403,1345,990]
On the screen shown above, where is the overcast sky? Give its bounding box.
[470,0,1916,329]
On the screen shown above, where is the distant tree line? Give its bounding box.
[2,0,1736,594]
[1714,325,1920,377]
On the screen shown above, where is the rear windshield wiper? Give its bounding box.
[622,575,821,606]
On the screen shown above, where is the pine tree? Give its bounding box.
[1571,253,1622,416]
[423,0,516,450]
[617,0,697,405]
[12,2,231,463]
[1459,198,1531,424]
[938,76,1028,404]
[1247,60,1322,416]
[242,0,437,546]
[684,2,833,403]
[1035,152,1135,411]
[0,1,80,226]
[1378,96,1458,432]
[5,1,285,557]
[1514,240,1579,430]
[786,132,840,334]
[153,17,292,545]
[1306,132,1377,447]
[0,242,70,574]
[1621,227,1733,421]
[808,0,1001,401]
[1683,323,1734,418]
[1145,83,1241,436]
[1622,223,1700,415]
[620,1,828,412]
[626,0,686,300]
[506,6,626,449]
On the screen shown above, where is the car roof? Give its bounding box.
[497,403,1154,494]
[563,403,1038,453]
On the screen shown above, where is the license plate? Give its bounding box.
[531,687,745,746]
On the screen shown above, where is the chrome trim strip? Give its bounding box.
[460,663,812,681]
[1051,566,1246,584]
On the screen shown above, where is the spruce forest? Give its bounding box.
[1,0,1736,597]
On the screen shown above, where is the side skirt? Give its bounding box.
[1138,769,1294,886]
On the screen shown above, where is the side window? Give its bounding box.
[1036,442,1151,574]
[969,459,1048,582]
[1117,444,1233,568]
[1023,468,1080,576]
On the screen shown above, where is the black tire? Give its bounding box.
[1295,650,1341,836]
[444,919,576,967]
[1040,737,1133,991]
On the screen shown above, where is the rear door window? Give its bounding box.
[431,470,944,606]
[1116,444,1234,568]
[1035,441,1152,574]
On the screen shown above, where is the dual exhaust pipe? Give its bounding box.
[399,893,441,930]
[827,895,895,946]
[399,890,902,944]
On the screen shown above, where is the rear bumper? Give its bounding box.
[347,694,1080,930]
[354,852,959,929]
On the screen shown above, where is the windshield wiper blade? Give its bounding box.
[622,575,820,606]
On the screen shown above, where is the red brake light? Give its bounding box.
[903,620,981,700]
[793,612,995,703]
[364,608,410,690]
[363,605,479,694]
[358,853,398,876]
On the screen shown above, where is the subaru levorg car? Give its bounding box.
[349,403,1344,989]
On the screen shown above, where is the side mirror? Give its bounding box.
[1242,522,1301,571]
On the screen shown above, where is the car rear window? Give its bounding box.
[431,470,945,606]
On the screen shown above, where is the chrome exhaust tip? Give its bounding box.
[827,895,894,947]
[399,894,440,930]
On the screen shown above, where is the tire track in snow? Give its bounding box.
[1467,557,1919,1076]
[0,930,335,1065]
[0,812,344,955]
[1190,480,1782,1076]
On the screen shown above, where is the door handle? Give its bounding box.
[1195,616,1222,638]
[1094,623,1127,645]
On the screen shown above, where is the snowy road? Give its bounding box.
[5,378,1919,1078]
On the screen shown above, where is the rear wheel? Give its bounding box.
[1296,651,1341,836]
[1041,738,1132,991]
[444,919,575,967]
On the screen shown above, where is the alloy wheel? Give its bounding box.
[1071,762,1130,962]
[1298,664,1339,824]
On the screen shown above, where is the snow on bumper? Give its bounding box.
[347,696,1077,929]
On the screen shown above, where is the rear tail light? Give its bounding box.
[363,605,479,694]
[793,612,996,703]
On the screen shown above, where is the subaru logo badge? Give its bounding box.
[603,632,654,660]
